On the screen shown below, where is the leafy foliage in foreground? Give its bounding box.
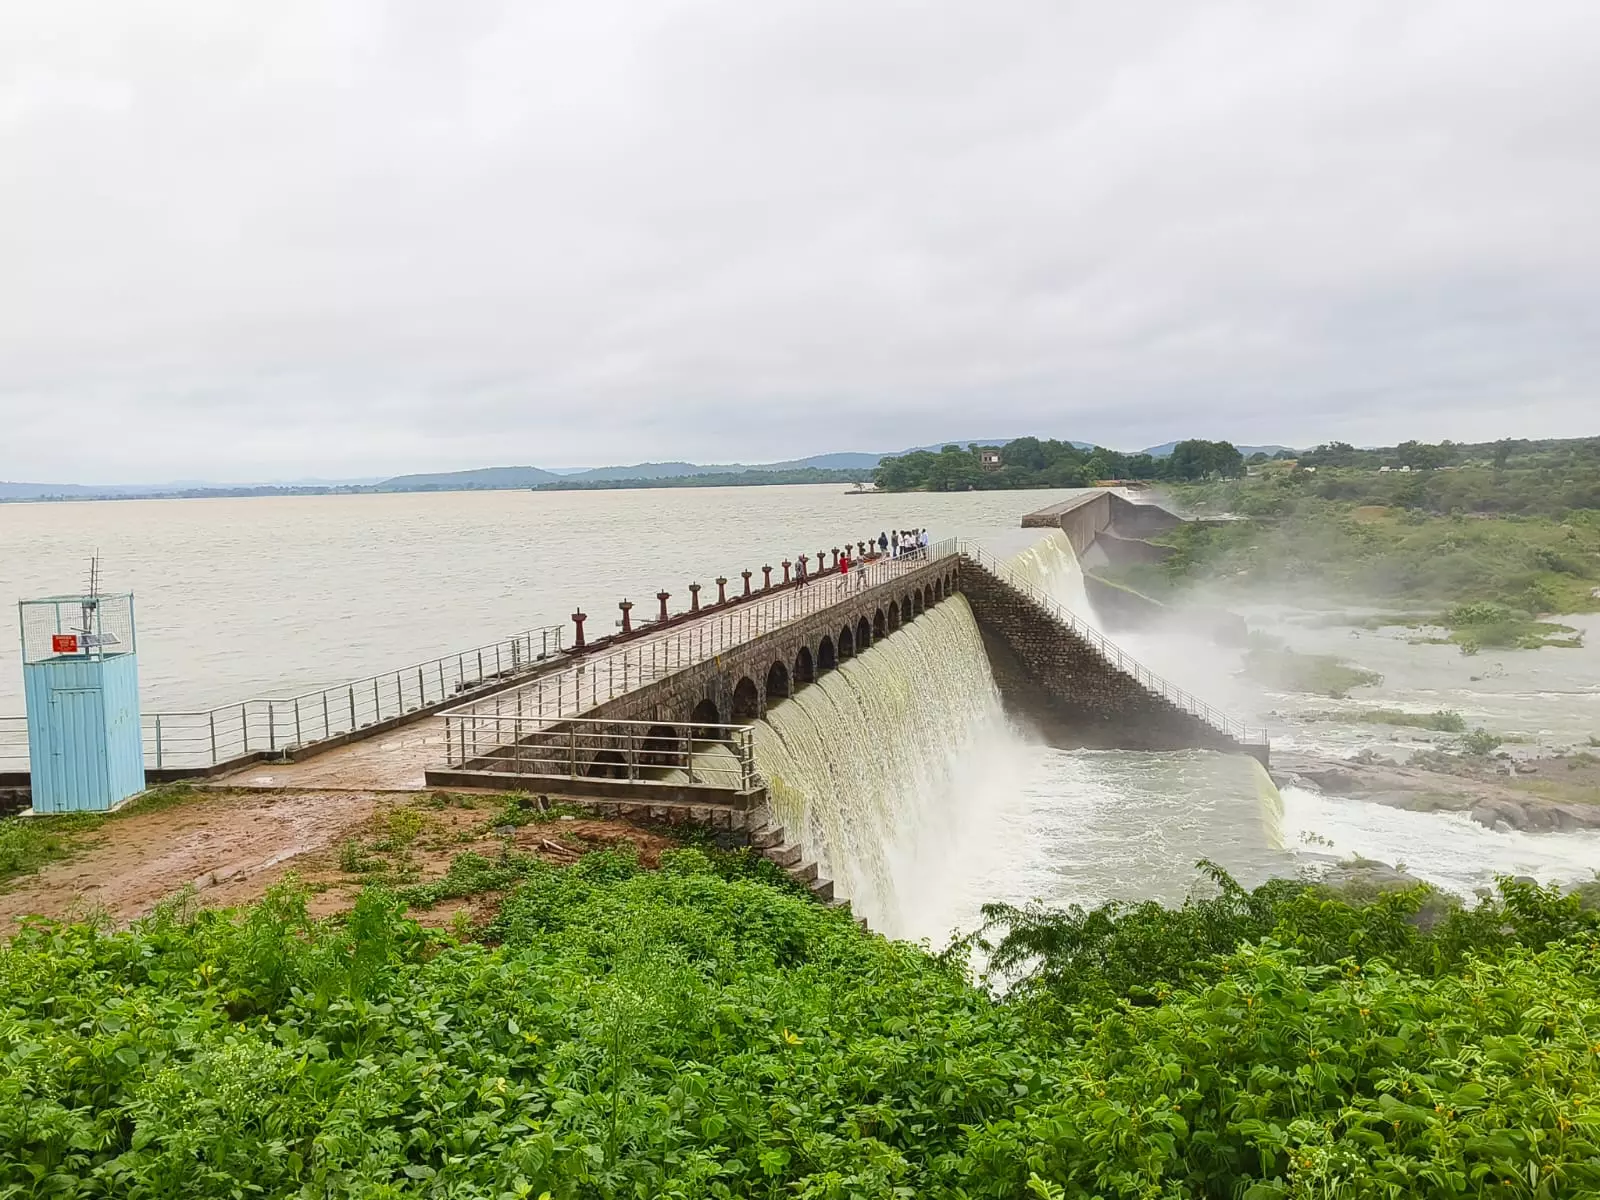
[3,853,1599,1198]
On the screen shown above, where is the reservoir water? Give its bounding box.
[3,484,1596,940]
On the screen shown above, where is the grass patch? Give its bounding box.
[1346,707,1467,732]
[0,813,104,889]
[1240,648,1382,697]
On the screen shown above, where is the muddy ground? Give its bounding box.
[0,787,682,931]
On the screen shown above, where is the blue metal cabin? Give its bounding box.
[19,593,145,813]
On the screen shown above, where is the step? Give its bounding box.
[809,877,835,903]
[785,860,818,885]
[748,825,786,849]
[765,842,803,868]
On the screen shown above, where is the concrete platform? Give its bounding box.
[217,717,446,791]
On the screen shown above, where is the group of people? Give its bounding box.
[792,528,931,592]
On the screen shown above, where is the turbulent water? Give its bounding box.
[753,597,1032,937]
[1003,528,1093,617]
[752,523,1600,944]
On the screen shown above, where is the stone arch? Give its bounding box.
[923,584,934,608]
[886,603,900,631]
[690,697,721,739]
[912,591,924,616]
[933,578,943,602]
[817,635,836,672]
[643,723,683,769]
[838,624,855,660]
[901,594,913,622]
[731,676,761,723]
[855,615,871,649]
[793,644,815,686]
[765,659,790,701]
[946,571,955,594]
[874,607,888,638]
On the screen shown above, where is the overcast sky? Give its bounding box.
[2,2,1597,482]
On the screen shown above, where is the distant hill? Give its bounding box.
[372,465,560,491]
[1140,441,1295,458]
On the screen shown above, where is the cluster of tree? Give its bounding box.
[873,437,1245,491]
[1296,434,1600,473]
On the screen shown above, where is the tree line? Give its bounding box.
[872,437,1245,491]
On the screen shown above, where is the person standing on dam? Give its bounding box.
[837,549,850,594]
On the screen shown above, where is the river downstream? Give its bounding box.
[3,484,1596,941]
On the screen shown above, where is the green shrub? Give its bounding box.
[1460,728,1504,755]
[3,858,1599,1198]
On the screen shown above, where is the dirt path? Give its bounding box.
[0,789,382,927]
[1,787,686,931]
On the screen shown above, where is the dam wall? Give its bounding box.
[1021,490,1183,559]
[959,555,1265,762]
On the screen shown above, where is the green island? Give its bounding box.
[3,834,1599,1199]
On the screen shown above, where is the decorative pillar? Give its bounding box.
[716,576,728,605]
[689,582,702,612]
[571,610,587,649]
[830,547,839,570]
[857,540,867,559]
[798,554,809,578]
[817,549,827,574]
[781,560,792,584]
[656,591,671,623]
[618,601,632,636]
[741,569,753,597]
[761,565,773,590]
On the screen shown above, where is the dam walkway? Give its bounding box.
[5,535,1268,803]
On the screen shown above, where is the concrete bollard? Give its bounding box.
[782,560,792,584]
[716,576,728,605]
[762,565,773,590]
[798,554,809,579]
[619,600,633,635]
[656,591,671,623]
[572,610,587,649]
[830,547,839,570]
[741,569,753,597]
[689,582,702,612]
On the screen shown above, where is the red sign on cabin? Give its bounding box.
[51,634,79,654]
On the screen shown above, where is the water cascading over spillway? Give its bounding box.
[753,596,1034,937]
[1005,529,1096,623]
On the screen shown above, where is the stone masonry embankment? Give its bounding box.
[959,557,1264,762]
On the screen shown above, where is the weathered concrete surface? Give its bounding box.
[960,557,1265,762]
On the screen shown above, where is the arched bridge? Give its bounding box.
[427,539,1268,801]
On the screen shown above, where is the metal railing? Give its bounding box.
[956,539,1269,747]
[0,624,567,774]
[442,545,958,729]
[441,715,756,791]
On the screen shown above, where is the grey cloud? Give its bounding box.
[1,0,1596,481]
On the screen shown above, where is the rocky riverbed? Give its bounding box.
[1274,750,1600,833]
